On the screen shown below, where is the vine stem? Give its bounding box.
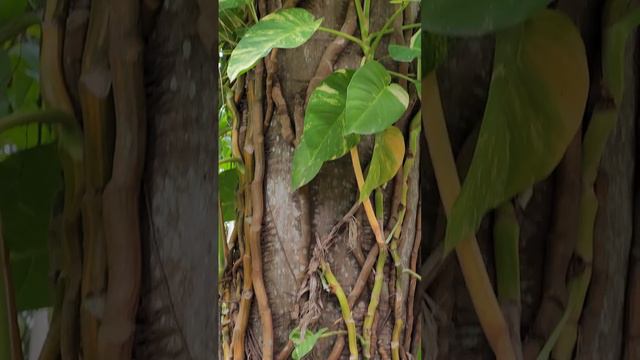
[318,26,365,49]
[322,262,359,360]
[368,2,408,57]
[354,0,368,40]
[424,73,516,360]
[362,246,388,358]
[388,70,416,84]
[350,147,386,246]
[369,23,420,38]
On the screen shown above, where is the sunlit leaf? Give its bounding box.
[423,0,550,36]
[227,8,322,81]
[360,126,405,201]
[444,9,589,253]
[291,69,359,189]
[344,61,409,135]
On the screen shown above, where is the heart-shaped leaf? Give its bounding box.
[227,8,322,81]
[423,0,550,36]
[291,69,359,189]
[289,327,328,360]
[443,9,589,253]
[389,31,421,62]
[360,126,405,201]
[344,61,409,135]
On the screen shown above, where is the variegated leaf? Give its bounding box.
[344,61,409,135]
[291,69,359,190]
[227,8,322,81]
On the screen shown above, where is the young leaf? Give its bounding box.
[291,69,359,189]
[227,8,322,81]
[360,126,405,201]
[423,0,550,36]
[443,9,589,253]
[289,327,328,360]
[344,61,409,135]
[388,31,421,62]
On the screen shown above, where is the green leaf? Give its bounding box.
[603,3,640,105]
[219,168,239,222]
[227,8,322,81]
[444,10,589,253]
[289,327,328,360]
[291,69,359,189]
[344,61,409,135]
[11,250,51,310]
[219,0,248,11]
[0,144,62,310]
[423,0,550,36]
[388,31,421,62]
[360,126,405,201]
[0,0,28,24]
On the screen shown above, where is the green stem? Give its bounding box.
[494,203,521,304]
[322,262,359,360]
[354,0,368,40]
[0,12,40,45]
[363,0,371,34]
[425,72,516,360]
[539,106,618,360]
[369,23,421,38]
[388,70,417,84]
[318,26,365,49]
[493,202,523,359]
[362,247,388,359]
[368,3,408,57]
[0,109,76,134]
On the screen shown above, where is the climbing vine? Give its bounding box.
[219,0,421,359]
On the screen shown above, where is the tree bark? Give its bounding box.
[136,1,217,359]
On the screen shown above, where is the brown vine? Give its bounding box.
[98,0,146,357]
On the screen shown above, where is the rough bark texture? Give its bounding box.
[136,0,216,359]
